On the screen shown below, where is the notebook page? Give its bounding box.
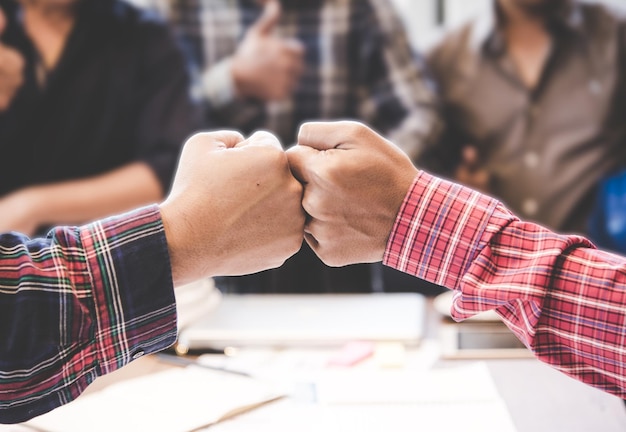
[25,366,285,432]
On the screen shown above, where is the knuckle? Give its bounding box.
[183,134,209,151]
[251,130,276,142]
[341,121,368,138]
[186,131,212,144]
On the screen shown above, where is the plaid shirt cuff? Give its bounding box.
[383,171,500,290]
[79,205,178,374]
[0,206,178,424]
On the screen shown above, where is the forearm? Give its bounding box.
[0,205,177,423]
[27,162,163,228]
[384,171,626,397]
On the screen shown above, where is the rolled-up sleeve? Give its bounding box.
[0,205,177,424]
[384,171,626,398]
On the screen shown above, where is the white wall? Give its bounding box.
[390,0,626,51]
[389,0,438,51]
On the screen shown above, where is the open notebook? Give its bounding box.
[25,366,286,432]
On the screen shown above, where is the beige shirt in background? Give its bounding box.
[425,2,626,234]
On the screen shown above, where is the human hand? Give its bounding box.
[286,121,419,267]
[454,146,491,194]
[160,130,305,286]
[0,9,25,112]
[231,0,304,101]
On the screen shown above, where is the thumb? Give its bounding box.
[236,130,283,151]
[182,130,245,157]
[286,144,318,185]
[252,0,281,35]
[298,121,372,151]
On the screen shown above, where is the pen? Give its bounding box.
[155,352,251,377]
[163,344,233,356]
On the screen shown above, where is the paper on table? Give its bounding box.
[208,362,518,432]
[315,362,517,432]
[316,361,504,404]
[25,366,286,432]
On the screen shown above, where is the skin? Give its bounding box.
[454,0,569,194]
[230,0,304,101]
[19,0,78,72]
[286,121,418,267]
[0,0,166,236]
[500,0,571,18]
[161,130,306,286]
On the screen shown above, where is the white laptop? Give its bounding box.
[176,292,426,351]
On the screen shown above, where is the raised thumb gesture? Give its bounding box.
[231,0,304,101]
[250,0,281,35]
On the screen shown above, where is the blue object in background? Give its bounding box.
[588,169,626,254]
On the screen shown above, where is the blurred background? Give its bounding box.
[4,0,626,294]
[393,0,626,50]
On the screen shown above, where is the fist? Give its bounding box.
[0,9,25,111]
[287,121,419,267]
[160,130,305,286]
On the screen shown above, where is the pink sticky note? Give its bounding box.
[327,341,375,367]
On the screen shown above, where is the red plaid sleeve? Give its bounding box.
[384,171,626,398]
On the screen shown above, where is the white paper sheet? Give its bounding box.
[316,361,501,404]
[24,366,285,432]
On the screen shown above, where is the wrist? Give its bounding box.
[159,203,183,285]
[159,202,204,287]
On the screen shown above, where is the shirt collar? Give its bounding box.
[471,1,585,58]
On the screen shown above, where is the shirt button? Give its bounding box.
[522,199,538,217]
[132,349,145,360]
[524,152,539,168]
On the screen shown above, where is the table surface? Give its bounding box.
[2,298,626,432]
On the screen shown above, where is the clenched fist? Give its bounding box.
[287,121,419,267]
[160,130,305,286]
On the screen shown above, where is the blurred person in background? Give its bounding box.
[139,0,444,295]
[0,0,203,237]
[422,0,626,237]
